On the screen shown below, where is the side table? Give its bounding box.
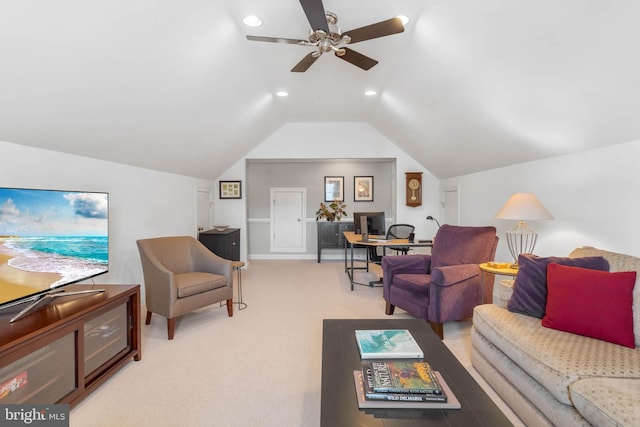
[220,261,246,310]
[232,261,247,310]
[478,262,518,304]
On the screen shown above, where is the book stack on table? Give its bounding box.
[353,330,461,409]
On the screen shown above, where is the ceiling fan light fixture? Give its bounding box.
[338,34,351,45]
[325,11,341,36]
[245,1,406,72]
[397,15,410,26]
[319,38,334,53]
[325,12,338,26]
[242,15,263,27]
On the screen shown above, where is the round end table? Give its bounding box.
[232,261,247,310]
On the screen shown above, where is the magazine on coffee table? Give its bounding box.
[353,370,461,409]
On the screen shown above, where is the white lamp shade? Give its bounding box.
[496,193,553,221]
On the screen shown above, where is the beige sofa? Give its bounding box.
[471,247,640,426]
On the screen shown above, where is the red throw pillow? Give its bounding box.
[542,263,636,348]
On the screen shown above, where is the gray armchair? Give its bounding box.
[137,236,233,340]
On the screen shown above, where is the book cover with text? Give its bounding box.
[362,366,447,402]
[363,360,444,394]
[353,371,461,409]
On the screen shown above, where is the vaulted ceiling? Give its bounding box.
[1,1,639,179]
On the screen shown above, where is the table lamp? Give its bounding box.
[495,193,553,267]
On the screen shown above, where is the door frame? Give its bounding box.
[195,187,213,236]
[441,185,460,226]
[270,188,307,253]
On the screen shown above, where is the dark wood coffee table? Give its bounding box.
[321,319,513,426]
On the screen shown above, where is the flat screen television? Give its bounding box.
[0,187,109,313]
[353,212,386,236]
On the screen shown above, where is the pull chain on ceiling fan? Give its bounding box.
[246,0,405,72]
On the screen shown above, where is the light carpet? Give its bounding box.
[70,259,524,427]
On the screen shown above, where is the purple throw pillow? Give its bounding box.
[507,254,609,318]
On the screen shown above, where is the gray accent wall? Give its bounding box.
[246,159,394,257]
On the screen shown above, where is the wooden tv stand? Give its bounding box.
[0,284,141,408]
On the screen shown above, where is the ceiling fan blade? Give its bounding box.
[336,48,378,70]
[343,17,404,44]
[291,52,319,72]
[246,35,307,45]
[299,0,329,33]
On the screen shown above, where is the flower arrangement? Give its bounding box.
[316,199,347,222]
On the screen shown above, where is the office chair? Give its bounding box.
[386,224,416,255]
[367,224,415,286]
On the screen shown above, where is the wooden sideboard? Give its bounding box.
[317,221,355,262]
[0,284,141,407]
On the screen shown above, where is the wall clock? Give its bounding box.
[405,172,423,207]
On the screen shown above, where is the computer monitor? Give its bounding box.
[359,215,369,241]
[353,212,386,236]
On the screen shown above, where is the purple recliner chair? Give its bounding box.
[382,224,498,339]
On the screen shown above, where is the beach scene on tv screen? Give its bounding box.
[0,188,108,305]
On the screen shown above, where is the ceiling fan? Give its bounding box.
[246,0,404,72]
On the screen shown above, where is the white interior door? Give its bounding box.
[195,188,212,235]
[442,186,459,225]
[270,188,306,252]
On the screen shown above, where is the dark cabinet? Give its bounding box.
[199,228,240,261]
[317,221,354,262]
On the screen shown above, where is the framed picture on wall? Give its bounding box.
[324,176,344,202]
[354,176,374,202]
[219,180,242,199]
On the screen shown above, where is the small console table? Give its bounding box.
[0,284,141,408]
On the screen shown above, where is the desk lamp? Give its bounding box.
[496,193,553,267]
[426,216,441,227]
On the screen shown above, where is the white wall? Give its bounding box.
[214,122,440,260]
[0,140,215,293]
[6,125,636,318]
[441,139,640,262]
[4,133,636,292]
[212,156,247,260]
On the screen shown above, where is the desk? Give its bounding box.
[343,231,433,291]
[320,319,513,427]
[479,262,518,304]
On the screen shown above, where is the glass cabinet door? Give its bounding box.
[84,303,128,377]
[0,333,75,404]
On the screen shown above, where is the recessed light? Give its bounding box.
[364,90,377,96]
[276,91,289,97]
[243,15,263,27]
[397,15,410,26]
